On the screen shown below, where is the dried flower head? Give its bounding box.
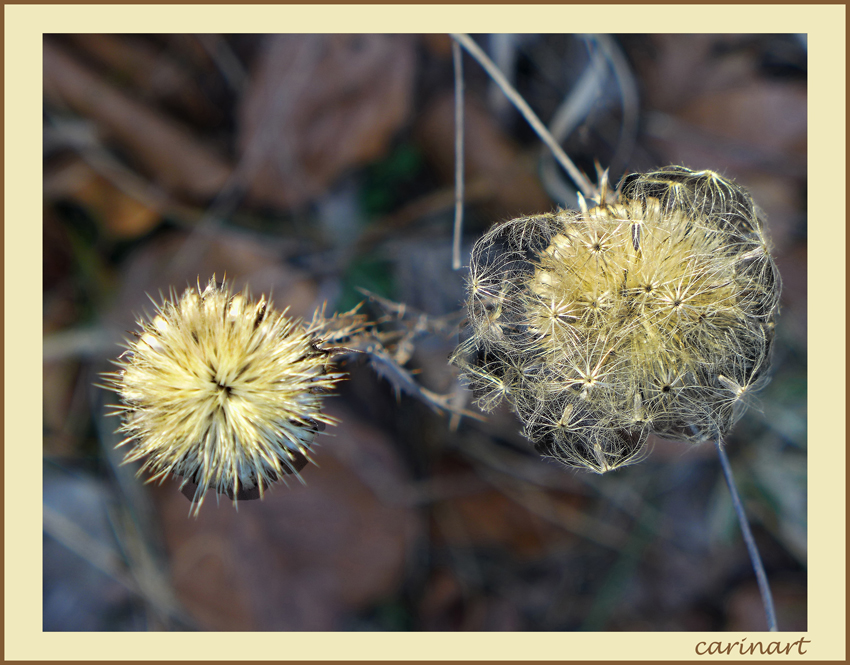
[452,166,781,473]
[102,278,351,514]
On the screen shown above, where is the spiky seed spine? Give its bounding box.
[452,166,782,473]
[102,278,345,515]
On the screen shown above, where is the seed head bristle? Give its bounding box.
[101,277,347,515]
[452,166,782,472]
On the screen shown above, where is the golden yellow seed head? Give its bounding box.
[453,166,781,473]
[101,278,344,515]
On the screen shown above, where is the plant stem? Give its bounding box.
[452,38,465,271]
[715,437,779,631]
[450,33,596,200]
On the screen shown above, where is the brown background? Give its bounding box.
[39,30,808,638]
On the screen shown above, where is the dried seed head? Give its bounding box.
[452,166,782,473]
[101,278,346,515]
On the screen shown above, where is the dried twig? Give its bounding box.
[715,437,779,631]
[452,38,465,270]
[450,33,597,200]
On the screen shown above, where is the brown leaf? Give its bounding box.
[63,34,224,128]
[44,158,161,239]
[237,34,416,210]
[633,35,761,113]
[43,208,75,293]
[414,93,553,221]
[631,35,806,180]
[105,227,321,334]
[43,38,231,201]
[151,403,421,630]
[432,480,574,559]
[421,34,454,58]
[677,82,806,158]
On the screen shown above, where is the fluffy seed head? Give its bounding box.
[102,278,346,515]
[452,166,781,473]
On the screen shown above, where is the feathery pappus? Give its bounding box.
[452,166,782,473]
[101,277,363,515]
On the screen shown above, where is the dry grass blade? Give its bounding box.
[715,436,778,631]
[452,37,465,270]
[451,33,596,200]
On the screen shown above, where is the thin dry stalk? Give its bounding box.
[452,38,465,271]
[450,33,596,200]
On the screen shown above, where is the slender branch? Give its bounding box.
[452,38,465,271]
[715,437,779,631]
[450,33,596,200]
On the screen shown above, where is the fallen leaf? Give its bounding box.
[107,226,318,322]
[678,83,806,158]
[44,38,231,201]
[150,402,421,630]
[414,92,553,221]
[44,157,161,239]
[63,34,224,128]
[631,35,761,113]
[238,34,416,210]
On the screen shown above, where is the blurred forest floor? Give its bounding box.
[43,34,807,631]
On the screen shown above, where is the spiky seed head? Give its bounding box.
[452,166,782,473]
[101,277,345,515]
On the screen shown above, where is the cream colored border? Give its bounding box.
[13,4,842,661]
